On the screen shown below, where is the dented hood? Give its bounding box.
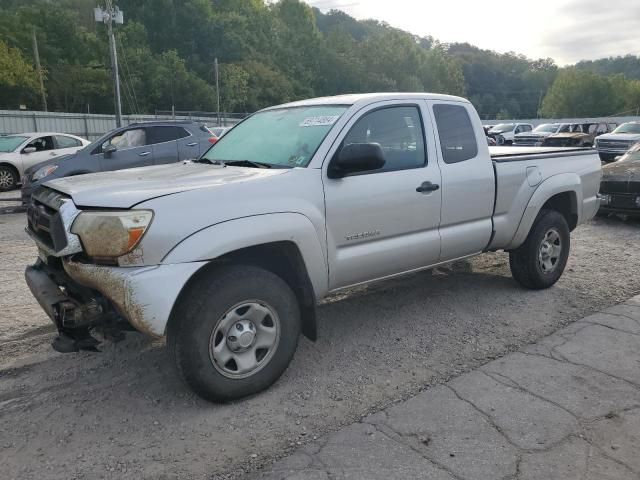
[44,161,290,208]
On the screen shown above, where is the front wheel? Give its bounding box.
[168,264,301,402]
[509,209,570,289]
[0,165,18,191]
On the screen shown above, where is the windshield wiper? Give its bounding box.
[223,160,272,169]
[196,158,225,166]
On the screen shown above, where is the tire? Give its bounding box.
[167,264,301,402]
[0,165,18,191]
[509,209,570,290]
[497,135,506,145]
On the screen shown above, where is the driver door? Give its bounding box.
[98,127,154,172]
[21,135,57,172]
[323,101,442,290]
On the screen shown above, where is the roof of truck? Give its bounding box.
[265,92,468,110]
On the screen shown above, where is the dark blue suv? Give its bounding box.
[22,120,216,203]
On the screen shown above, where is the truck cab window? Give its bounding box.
[342,106,426,172]
[433,104,478,164]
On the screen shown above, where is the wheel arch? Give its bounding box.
[507,174,582,250]
[168,241,319,341]
[163,213,329,341]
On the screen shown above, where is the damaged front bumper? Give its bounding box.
[25,258,206,351]
[24,187,207,351]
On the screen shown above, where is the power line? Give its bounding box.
[117,36,141,115]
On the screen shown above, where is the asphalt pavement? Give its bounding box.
[248,296,640,480]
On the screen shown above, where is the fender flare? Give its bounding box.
[162,212,329,301]
[507,173,581,250]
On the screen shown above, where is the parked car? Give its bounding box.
[595,122,640,162]
[24,93,601,402]
[487,123,534,145]
[598,142,640,216]
[542,122,616,148]
[21,120,216,203]
[513,123,569,146]
[482,125,495,136]
[0,132,89,191]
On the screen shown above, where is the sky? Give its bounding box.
[305,0,640,65]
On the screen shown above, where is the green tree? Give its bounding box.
[540,69,623,117]
[0,39,39,108]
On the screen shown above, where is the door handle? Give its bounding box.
[416,181,440,193]
[139,151,151,157]
[49,152,57,156]
[187,142,198,147]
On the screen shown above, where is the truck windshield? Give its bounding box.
[533,124,558,133]
[490,124,514,133]
[201,105,349,168]
[613,123,640,134]
[0,135,28,152]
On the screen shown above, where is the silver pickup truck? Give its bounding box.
[24,93,601,401]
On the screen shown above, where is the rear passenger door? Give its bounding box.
[54,135,84,156]
[147,126,181,165]
[429,101,495,260]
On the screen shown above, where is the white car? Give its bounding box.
[0,132,90,191]
[488,123,534,145]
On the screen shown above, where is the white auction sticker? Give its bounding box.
[299,115,340,127]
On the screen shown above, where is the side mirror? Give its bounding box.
[328,143,386,179]
[103,143,117,157]
[23,146,36,154]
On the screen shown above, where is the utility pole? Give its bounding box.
[214,58,220,126]
[31,30,47,112]
[536,90,543,118]
[95,1,123,127]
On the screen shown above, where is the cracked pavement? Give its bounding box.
[247,297,640,480]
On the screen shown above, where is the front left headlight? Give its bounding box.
[32,164,58,181]
[71,210,153,258]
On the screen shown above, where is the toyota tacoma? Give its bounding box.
[24,93,602,402]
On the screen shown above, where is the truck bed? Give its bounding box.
[488,146,602,251]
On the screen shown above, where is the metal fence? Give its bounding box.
[2,109,639,141]
[481,116,640,127]
[0,110,249,141]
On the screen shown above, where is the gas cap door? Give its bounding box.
[526,166,542,187]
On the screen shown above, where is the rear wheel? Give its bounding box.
[168,264,301,402]
[509,210,570,289]
[0,165,18,191]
